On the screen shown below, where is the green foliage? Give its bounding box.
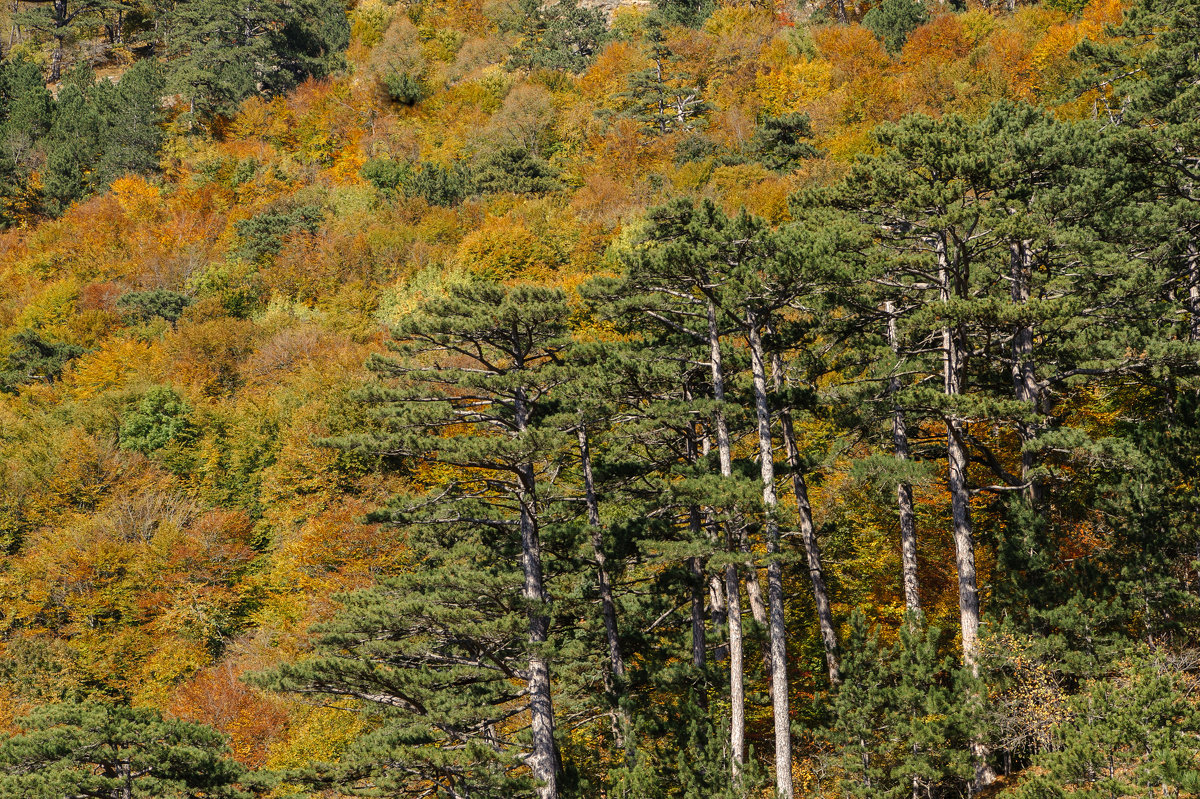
[619,19,710,136]
[93,60,167,184]
[165,0,350,119]
[473,146,561,195]
[0,56,52,223]
[0,58,164,222]
[0,329,85,392]
[234,205,323,263]
[42,83,103,216]
[116,289,193,324]
[363,158,474,205]
[862,0,930,53]
[382,69,427,105]
[119,386,196,455]
[507,0,608,73]
[652,0,716,27]
[1012,655,1200,799]
[0,701,250,799]
[261,281,576,797]
[830,613,976,799]
[748,112,819,172]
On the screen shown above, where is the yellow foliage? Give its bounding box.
[66,338,158,400]
[709,163,794,223]
[265,702,367,773]
[755,56,833,116]
[455,215,559,279]
[12,279,78,334]
[110,175,162,223]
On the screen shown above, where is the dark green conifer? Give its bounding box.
[0,701,249,799]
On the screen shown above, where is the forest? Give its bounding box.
[0,0,1198,795]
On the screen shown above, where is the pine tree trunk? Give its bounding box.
[725,558,746,778]
[748,312,793,799]
[709,536,729,663]
[938,235,980,668]
[578,425,625,683]
[741,553,775,684]
[886,301,922,619]
[1187,244,1199,345]
[706,296,744,778]
[50,0,67,82]
[945,357,979,666]
[1010,241,1041,504]
[516,390,558,799]
[835,0,847,23]
[769,349,839,685]
[690,551,707,671]
[578,423,633,757]
[682,398,708,689]
[938,236,994,791]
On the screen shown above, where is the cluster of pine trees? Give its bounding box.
[0,0,1198,795]
[253,85,1200,798]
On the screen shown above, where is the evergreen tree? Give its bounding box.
[115,289,192,324]
[164,0,349,121]
[507,0,607,74]
[0,701,249,799]
[93,59,166,183]
[748,112,819,173]
[41,80,102,216]
[0,329,85,392]
[263,281,572,799]
[862,0,929,54]
[830,613,976,799]
[1013,655,1200,799]
[620,19,710,136]
[0,56,52,222]
[473,146,561,196]
[13,0,113,81]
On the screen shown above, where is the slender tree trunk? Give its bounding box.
[516,390,558,799]
[690,549,707,671]
[886,301,921,619]
[50,0,67,82]
[769,349,839,685]
[747,312,794,799]
[835,0,847,23]
[938,235,980,668]
[682,395,709,690]
[1010,241,1041,504]
[578,423,635,757]
[945,356,980,666]
[578,425,625,683]
[726,556,745,779]
[741,552,775,686]
[706,296,744,778]
[887,301,923,799]
[938,236,993,792]
[1187,243,1199,345]
[709,530,729,663]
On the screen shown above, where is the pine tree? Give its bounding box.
[164,0,349,122]
[620,19,710,137]
[41,78,102,216]
[93,60,165,184]
[1014,655,1200,799]
[506,0,607,74]
[0,701,249,799]
[262,281,571,799]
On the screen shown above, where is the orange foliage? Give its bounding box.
[171,663,289,768]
